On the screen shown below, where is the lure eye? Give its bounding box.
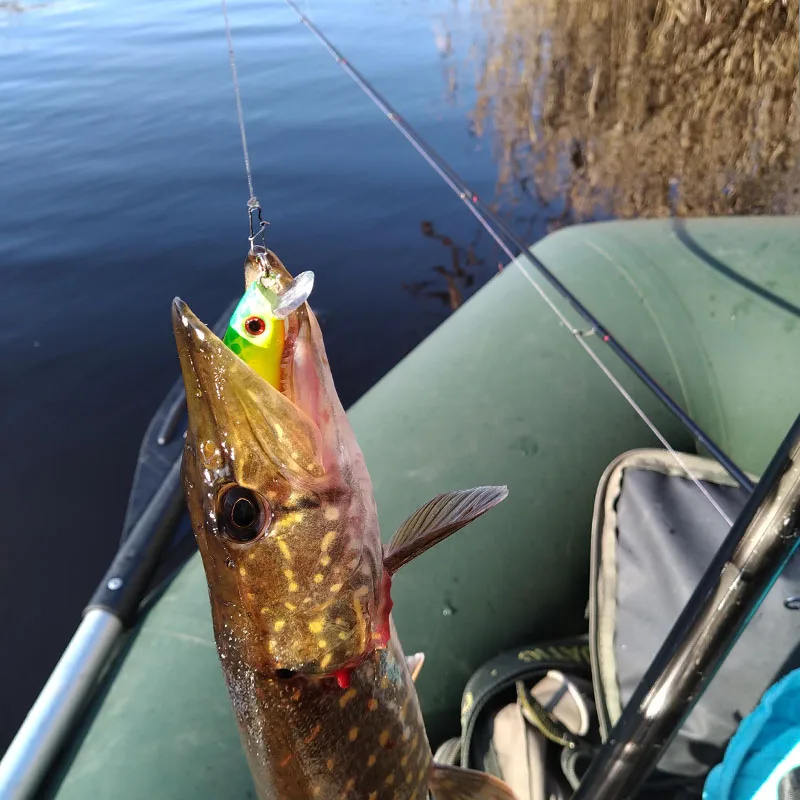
[219,486,271,543]
[245,316,267,336]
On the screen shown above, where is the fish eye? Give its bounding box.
[245,316,267,336]
[275,668,296,680]
[219,486,271,543]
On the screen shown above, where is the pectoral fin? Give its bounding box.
[406,652,425,682]
[383,486,508,574]
[428,763,519,800]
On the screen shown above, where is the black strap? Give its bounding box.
[454,633,704,798]
[457,634,592,768]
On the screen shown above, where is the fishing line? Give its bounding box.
[283,0,754,510]
[221,0,267,250]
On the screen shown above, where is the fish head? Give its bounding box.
[173,250,389,683]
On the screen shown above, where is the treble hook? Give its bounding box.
[247,196,268,252]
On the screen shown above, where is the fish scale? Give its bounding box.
[172,249,517,800]
[234,630,430,800]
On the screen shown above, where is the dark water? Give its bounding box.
[0,0,544,751]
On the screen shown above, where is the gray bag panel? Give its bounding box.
[592,449,800,778]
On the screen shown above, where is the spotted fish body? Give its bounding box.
[236,621,430,800]
[172,248,516,800]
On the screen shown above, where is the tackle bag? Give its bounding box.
[435,448,800,797]
[590,448,800,780]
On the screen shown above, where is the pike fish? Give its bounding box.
[172,247,517,800]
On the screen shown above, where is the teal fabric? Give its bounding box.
[704,669,800,800]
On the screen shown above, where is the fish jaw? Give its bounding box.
[172,297,389,680]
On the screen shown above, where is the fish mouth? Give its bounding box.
[172,297,325,483]
[172,295,290,411]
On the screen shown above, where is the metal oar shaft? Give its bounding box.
[573,411,800,799]
[0,611,123,800]
[0,456,185,799]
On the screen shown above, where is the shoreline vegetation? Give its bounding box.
[469,0,799,226]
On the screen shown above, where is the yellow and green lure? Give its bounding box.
[222,269,315,390]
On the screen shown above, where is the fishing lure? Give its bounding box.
[222,253,314,389]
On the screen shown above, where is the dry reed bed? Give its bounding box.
[470,0,799,221]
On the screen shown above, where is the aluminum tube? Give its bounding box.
[0,609,123,800]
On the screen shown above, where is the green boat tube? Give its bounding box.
[25,216,800,799]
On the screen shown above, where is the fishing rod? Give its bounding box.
[283,0,755,496]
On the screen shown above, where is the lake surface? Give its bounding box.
[1,0,796,755]
[0,0,546,751]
